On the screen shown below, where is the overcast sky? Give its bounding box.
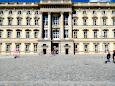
[0,0,114,2]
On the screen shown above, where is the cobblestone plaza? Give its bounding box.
[0,55,115,86]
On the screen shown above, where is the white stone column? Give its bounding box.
[12,29,16,38]
[39,12,43,39]
[48,12,51,40]
[3,29,7,38]
[68,12,72,39]
[60,12,64,39]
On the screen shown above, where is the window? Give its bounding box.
[83,18,87,25]
[103,31,107,38]
[64,15,68,26]
[94,31,97,38]
[0,17,3,26]
[52,30,59,39]
[18,11,22,15]
[102,11,106,15]
[93,18,97,25]
[113,31,115,38]
[93,11,96,14]
[34,31,38,38]
[7,31,12,38]
[43,15,48,26]
[0,11,3,15]
[16,44,20,51]
[44,30,48,38]
[74,43,79,53]
[26,17,31,25]
[6,43,11,52]
[0,32,1,38]
[102,17,107,25]
[34,17,39,25]
[83,11,86,14]
[94,44,98,53]
[17,17,22,25]
[112,11,115,14]
[112,18,115,25]
[52,16,59,26]
[27,11,31,15]
[73,18,77,26]
[25,44,30,52]
[35,11,39,15]
[16,31,21,38]
[26,31,30,38]
[104,43,109,53]
[9,10,12,15]
[8,17,13,25]
[84,31,87,38]
[73,31,77,38]
[34,43,38,53]
[64,30,68,38]
[84,44,88,53]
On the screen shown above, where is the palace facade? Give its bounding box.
[0,0,115,55]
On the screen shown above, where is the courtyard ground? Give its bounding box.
[0,54,115,86]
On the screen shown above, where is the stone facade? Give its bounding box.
[0,0,115,55]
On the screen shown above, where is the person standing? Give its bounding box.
[105,51,111,63]
[112,50,115,63]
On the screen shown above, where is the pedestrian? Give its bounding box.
[112,50,115,63]
[105,51,111,63]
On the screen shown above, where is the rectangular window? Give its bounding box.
[113,19,115,26]
[35,19,38,25]
[93,19,97,25]
[17,19,22,25]
[103,31,107,38]
[27,11,31,15]
[25,44,30,52]
[102,19,107,26]
[83,19,87,25]
[52,16,59,26]
[94,44,98,53]
[6,43,11,52]
[9,10,12,15]
[113,31,115,38]
[18,11,22,15]
[64,30,68,38]
[104,44,109,53]
[94,31,97,38]
[34,31,38,38]
[16,32,21,38]
[43,15,48,26]
[34,43,38,53]
[52,30,59,39]
[16,44,20,51]
[0,31,2,38]
[84,44,88,53]
[73,18,77,26]
[7,31,12,38]
[44,30,48,38]
[74,43,79,53]
[73,31,77,38]
[0,11,3,15]
[8,19,12,25]
[64,15,68,26]
[84,31,87,38]
[0,19,3,26]
[26,32,30,38]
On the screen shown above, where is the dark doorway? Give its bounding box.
[65,49,69,54]
[51,43,59,54]
[43,49,46,54]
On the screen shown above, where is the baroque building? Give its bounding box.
[0,0,115,55]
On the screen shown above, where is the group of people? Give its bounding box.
[105,50,115,63]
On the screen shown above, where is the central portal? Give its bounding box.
[51,43,59,54]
